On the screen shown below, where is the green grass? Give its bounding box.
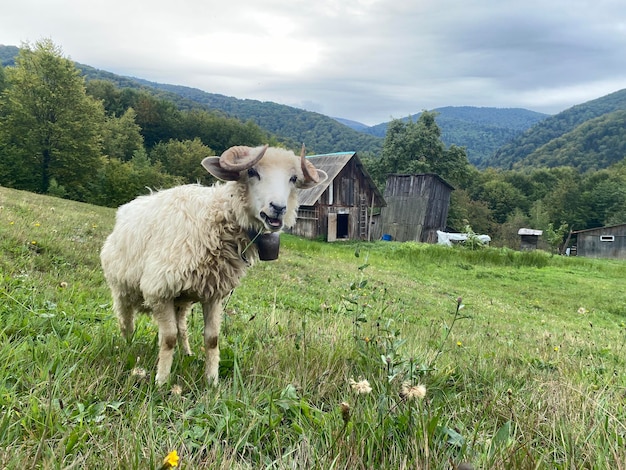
[1,185,625,469]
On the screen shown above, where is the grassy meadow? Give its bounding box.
[0,185,625,469]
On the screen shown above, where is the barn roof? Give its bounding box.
[518,228,543,236]
[571,223,626,234]
[387,173,455,191]
[298,152,386,207]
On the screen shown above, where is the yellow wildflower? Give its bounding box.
[554,346,559,352]
[162,450,179,468]
[456,341,462,347]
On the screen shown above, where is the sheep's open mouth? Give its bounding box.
[261,212,283,231]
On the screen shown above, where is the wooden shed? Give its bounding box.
[290,152,386,241]
[518,228,543,251]
[377,174,454,243]
[570,223,626,259]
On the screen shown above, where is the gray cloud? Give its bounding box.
[2,0,626,125]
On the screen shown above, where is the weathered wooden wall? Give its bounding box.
[379,174,452,243]
[574,224,626,259]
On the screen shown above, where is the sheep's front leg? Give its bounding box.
[153,301,177,385]
[175,302,193,356]
[202,301,223,385]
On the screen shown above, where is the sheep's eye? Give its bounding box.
[247,168,259,179]
[289,175,297,184]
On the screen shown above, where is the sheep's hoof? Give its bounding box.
[155,374,169,386]
[205,373,219,387]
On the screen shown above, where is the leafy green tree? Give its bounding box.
[376,112,471,187]
[0,39,104,200]
[101,107,144,161]
[86,79,129,117]
[0,63,6,92]
[544,222,569,254]
[498,209,531,248]
[150,138,215,184]
[179,109,268,154]
[132,93,182,148]
[87,150,181,207]
[478,179,528,224]
[447,189,494,235]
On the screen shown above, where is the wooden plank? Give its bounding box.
[327,212,337,242]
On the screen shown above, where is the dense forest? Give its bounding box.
[1,41,625,248]
[356,106,548,167]
[488,88,626,169]
[99,78,384,156]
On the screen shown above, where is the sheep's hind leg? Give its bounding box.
[153,301,177,385]
[175,302,193,356]
[113,293,135,341]
[202,301,223,385]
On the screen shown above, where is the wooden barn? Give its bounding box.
[377,174,454,243]
[290,152,386,241]
[569,223,626,259]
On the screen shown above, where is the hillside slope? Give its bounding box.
[488,88,626,169]
[510,109,626,171]
[131,79,383,155]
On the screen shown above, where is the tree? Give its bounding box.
[150,138,215,184]
[0,39,105,200]
[376,112,471,187]
[0,63,6,92]
[87,150,182,207]
[101,107,144,161]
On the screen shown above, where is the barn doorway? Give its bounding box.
[337,214,349,239]
[327,212,350,241]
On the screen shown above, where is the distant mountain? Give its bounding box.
[333,117,370,132]
[488,89,626,169]
[0,44,19,66]
[340,107,549,167]
[131,79,383,155]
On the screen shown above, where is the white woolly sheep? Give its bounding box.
[100,145,327,385]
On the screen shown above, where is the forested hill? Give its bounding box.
[487,88,626,170]
[505,110,626,171]
[351,107,548,167]
[130,79,383,156]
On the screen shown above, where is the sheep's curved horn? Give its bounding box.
[300,144,320,183]
[220,144,269,171]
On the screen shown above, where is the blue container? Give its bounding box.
[381,234,392,241]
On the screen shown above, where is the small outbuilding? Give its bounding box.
[569,223,626,259]
[291,152,386,241]
[377,173,454,243]
[518,228,543,251]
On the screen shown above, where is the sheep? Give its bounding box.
[100,144,328,385]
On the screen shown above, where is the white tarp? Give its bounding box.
[437,230,491,246]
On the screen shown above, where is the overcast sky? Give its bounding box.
[2,0,626,125]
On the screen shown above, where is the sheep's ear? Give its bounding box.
[201,157,241,181]
[298,169,328,189]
